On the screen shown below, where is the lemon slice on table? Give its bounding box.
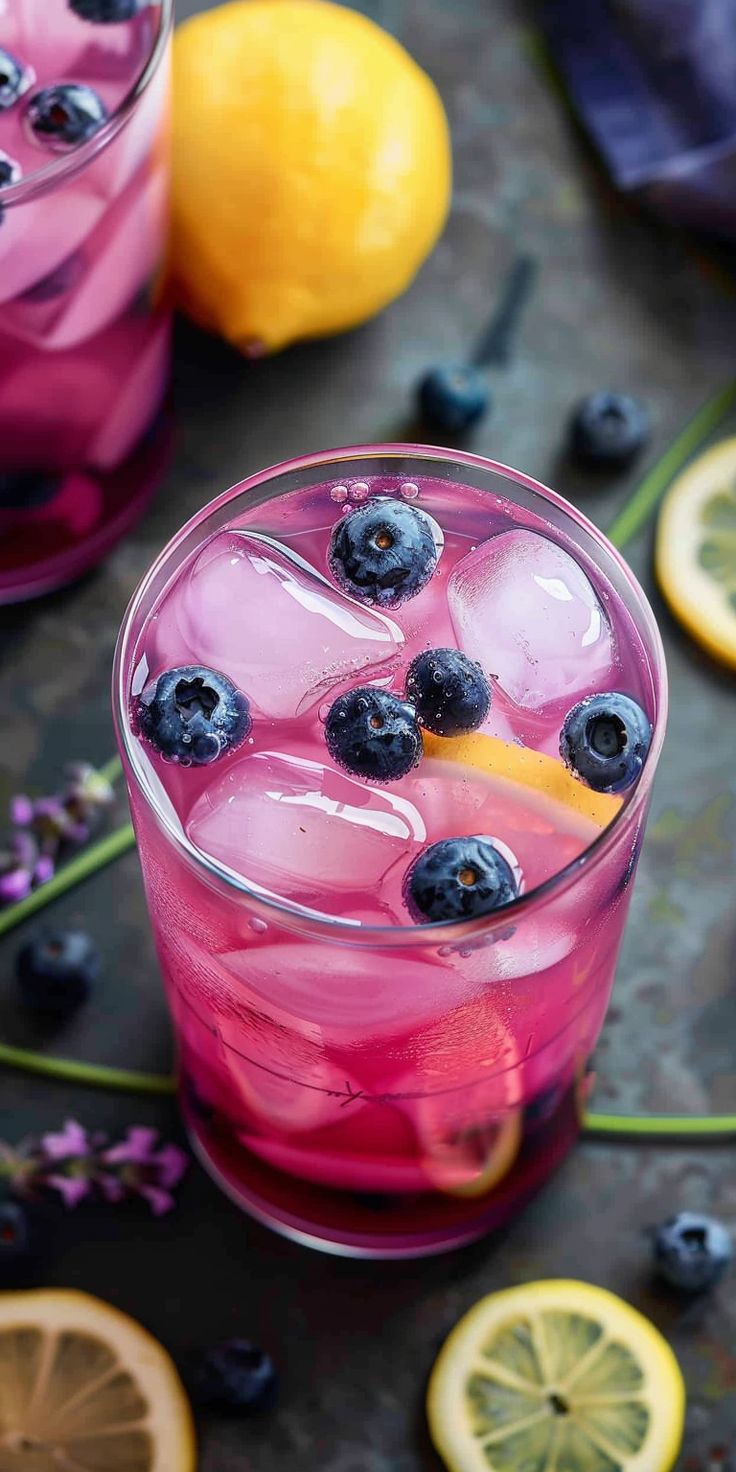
[422,731,622,829]
[427,1280,685,1472]
[0,1289,195,1470]
[656,436,736,668]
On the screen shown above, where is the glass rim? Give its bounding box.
[0,0,172,207]
[113,442,668,948]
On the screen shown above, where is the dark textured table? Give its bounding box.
[2,1,736,1465]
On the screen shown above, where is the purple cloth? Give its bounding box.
[544,0,736,239]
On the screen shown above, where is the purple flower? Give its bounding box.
[10,795,33,826]
[41,1120,91,1161]
[0,869,31,904]
[46,1173,91,1208]
[101,1126,188,1215]
[103,1126,159,1165]
[33,855,55,885]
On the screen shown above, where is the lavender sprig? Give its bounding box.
[0,1119,188,1215]
[0,763,115,908]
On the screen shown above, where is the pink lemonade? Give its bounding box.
[0,0,171,603]
[114,447,666,1257]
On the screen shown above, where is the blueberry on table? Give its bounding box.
[138,666,251,766]
[560,692,651,794]
[0,48,30,111]
[328,497,438,608]
[568,392,650,469]
[417,363,490,435]
[16,929,99,1018]
[69,0,142,18]
[653,1212,732,1293]
[0,1202,31,1270]
[197,1340,277,1415]
[406,648,491,736]
[325,687,422,782]
[405,836,519,923]
[27,84,108,150]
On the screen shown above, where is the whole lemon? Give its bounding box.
[171,0,451,354]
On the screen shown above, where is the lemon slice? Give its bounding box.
[0,1289,195,1470]
[427,1279,685,1472]
[421,1110,523,1198]
[656,435,736,668]
[422,732,622,829]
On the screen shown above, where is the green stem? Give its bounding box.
[583,1110,736,1140]
[606,378,736,549]
[0,823,137,940]
[98,755,123,785]
[0,1041,174,1095]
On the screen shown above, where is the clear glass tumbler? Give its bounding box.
[0,0,172,603]
[114,445,667,1258]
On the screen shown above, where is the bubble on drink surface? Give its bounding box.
[349,481,371,502]
[176,529,404,720]
[249,917,268,935]
[399,481,419,500]
[448,529,614,713]
[329,484,349,503]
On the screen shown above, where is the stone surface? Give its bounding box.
[1,0,736,1465]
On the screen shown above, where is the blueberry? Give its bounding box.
[0,154,19,223]
[328,498,438,608]
[405,836,519,923]
[560,692,651,794]
[69,0,142,17]
[405,648,491,737]
[325,687,422,782]
[0,1202,30,1267]
[27,84,108,151]
[197,1340,277,1415]
[417,363,491,435]
[568,392,650,469]
[0,48,31,111]
[0,472,61,510]
[138,666,251,766]
[16,929,99,1018]
[653,1212,732,1293]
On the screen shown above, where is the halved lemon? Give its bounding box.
[422,732,621,829]
[656,435,736,669]
[427,1279,685,1472]
[0,1289,195,1470]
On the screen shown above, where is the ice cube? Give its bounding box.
[178,531,404,719]
[187,748,426,920]
[448,529,614,712]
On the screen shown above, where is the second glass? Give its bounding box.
[0,0,172,603]
[114,445,667,1257]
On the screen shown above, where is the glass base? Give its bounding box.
[184,1089,581,1260]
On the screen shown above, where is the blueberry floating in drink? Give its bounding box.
[653,1212,732,1293]
[26,83,108,150]
[560,692,651,793]
[328,497,440,608]
[0,48,31,111]
[325,686,422,781]
[405,836,519,922]
[568,391,650,469]
[406,648,491,736]
[69,0,144,19]
[138,665,251,766]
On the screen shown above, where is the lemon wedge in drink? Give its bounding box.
[427,1279,685,1472]
[0,1289,195,1469]
[422,731,622,828]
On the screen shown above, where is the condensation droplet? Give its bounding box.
[249,917,268,934]
[400,481,419,499]
[437,944,453,957]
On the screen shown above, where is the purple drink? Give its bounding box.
[114,446,667,1257]
[0,0,171,603]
